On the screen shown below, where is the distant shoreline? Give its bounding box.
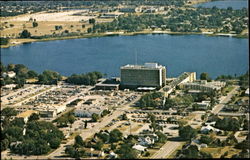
[0,30,248,49]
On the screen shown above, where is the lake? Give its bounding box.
[1,34,248,79]
[194,0,248,9]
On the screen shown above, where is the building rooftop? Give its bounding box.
[121,63,165,69]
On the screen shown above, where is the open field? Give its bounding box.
[200,146,241,158]
[1,10,95,22]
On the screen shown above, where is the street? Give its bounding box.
[212,85,239,114]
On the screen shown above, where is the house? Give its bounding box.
[84,148,104,157]
[132,144,147,152]
[196,101,210,110]
[200,143,208,148]
[138,136,155,146]
[205,121,216,126]
[2,84,16,90]
[2,71,16,78]
[200,125,221,134]
[245,88,249,96]
[108,151,118,159]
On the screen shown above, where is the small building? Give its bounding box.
[119,7,136,13]
[99,13,122,19]
[196,101,210,110]
[180,80,226,93]
[16,110,38,123]
[245,88,249,96]
[84,148,104,157]
[108,151,118,159]
[37,105,66,118]
[95,78,120,90]
[138,136,155,146]
[2,71,16,78]
[200,125,221,134]
[132,144,147,152]
[2,84,16,90]
[74,105,107,117]
[95,83,120,90]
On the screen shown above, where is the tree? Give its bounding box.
[215,117,240,131]
[110,129,123,143]
[68,115,75,125]
[116,143,138,159]
[32,21,38,27]
[200,135,213,145]
[155,131,167,143]
[28,113,39,122]
[38,70,61,85]
[200,151,213,158]
[121,114,128,120]
[20,30,31,38]
[89,18,96,24]
[200,72,211,81]
[74,135,84,148]
[93,141,103,150]
[87,28,92,33]
[65,146,85,158]
[27,70,38,78]
[10,118,25,128]
[96,132,110,143]
[179,125,197,141]
[2,107,17,118]
[91,113,99,122]
[1,139,9,151]
[49,138,61,149]
[181,145,199,158]
[7,64,15,71]
[0,37,9,45]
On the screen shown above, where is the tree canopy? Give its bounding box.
[179,125,197,141]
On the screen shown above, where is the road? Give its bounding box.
[151,141,182,158]
[211,85,239,115]
[46,95,142,159]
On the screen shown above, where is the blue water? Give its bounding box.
[194,0,248,9]
[1,34,248,79]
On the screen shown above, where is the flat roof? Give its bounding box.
[137,87,156,90]
[95,83,120,87]
[121,63,165,70]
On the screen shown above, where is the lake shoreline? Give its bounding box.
[1,30,248,49]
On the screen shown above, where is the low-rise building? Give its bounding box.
[180,80,226,92]
[2,71,16,78]
[132,144,147,152]
[196,101,210,110]
[84,148,104,157]
[138,136,155,146]
[2,84,16,90]
[74,105,107,117]
[245,88,249,96]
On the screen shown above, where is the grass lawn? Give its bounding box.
[200,146,241,158]
[130,124,143,133]
[26,78,38,83]
[222,86,235,95]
